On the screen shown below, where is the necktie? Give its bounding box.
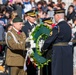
[32,23,36,29]
[32,25,34,29]
[17,30,22,35]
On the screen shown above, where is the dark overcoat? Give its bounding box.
[42,20,73,75]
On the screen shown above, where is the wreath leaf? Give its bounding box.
[30,24,52,68]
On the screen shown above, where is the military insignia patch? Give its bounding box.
[50,31,53,36]
[7,36,11,40]
[54,26,58,28]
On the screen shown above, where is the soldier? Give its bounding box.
[22,10,37,75]
[5,16,27,75]
[41,9,73,75]
[41,18,53,75]
[42,17,56,29]
[22,10,37,37]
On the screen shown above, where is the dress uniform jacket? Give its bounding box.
[22,21,36,38]
[42,20,73,75]
[5,28,26,66]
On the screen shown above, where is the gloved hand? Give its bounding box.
[41,47,48,54]
[25,42,31,48]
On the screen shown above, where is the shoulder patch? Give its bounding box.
[7,36,12,40]
[54,26,58,28]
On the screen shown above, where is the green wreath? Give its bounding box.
[30,24,52,68]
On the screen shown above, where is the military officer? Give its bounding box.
[41,9,73,75]
[41,18,53,75]
[42,17,56,29]
[5,16,27,75]
[22,10,37,38]
[22,10,37,75]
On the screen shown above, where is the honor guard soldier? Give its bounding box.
[5,16,27,75]
[41,9,73,75]
[42,17,56,29]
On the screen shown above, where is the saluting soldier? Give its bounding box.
[5,16,27,75]
[41,9,73,75]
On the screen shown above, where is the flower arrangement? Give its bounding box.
[30,24,52,68]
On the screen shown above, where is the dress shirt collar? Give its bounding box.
[58,19,64,24]
[28,21,34,26]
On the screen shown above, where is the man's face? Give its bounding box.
[13,22,23,31]
[28,16,36,23]
[54,14,59,23]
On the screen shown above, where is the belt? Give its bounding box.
[53,42,68,46]
[71,40,76,43]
